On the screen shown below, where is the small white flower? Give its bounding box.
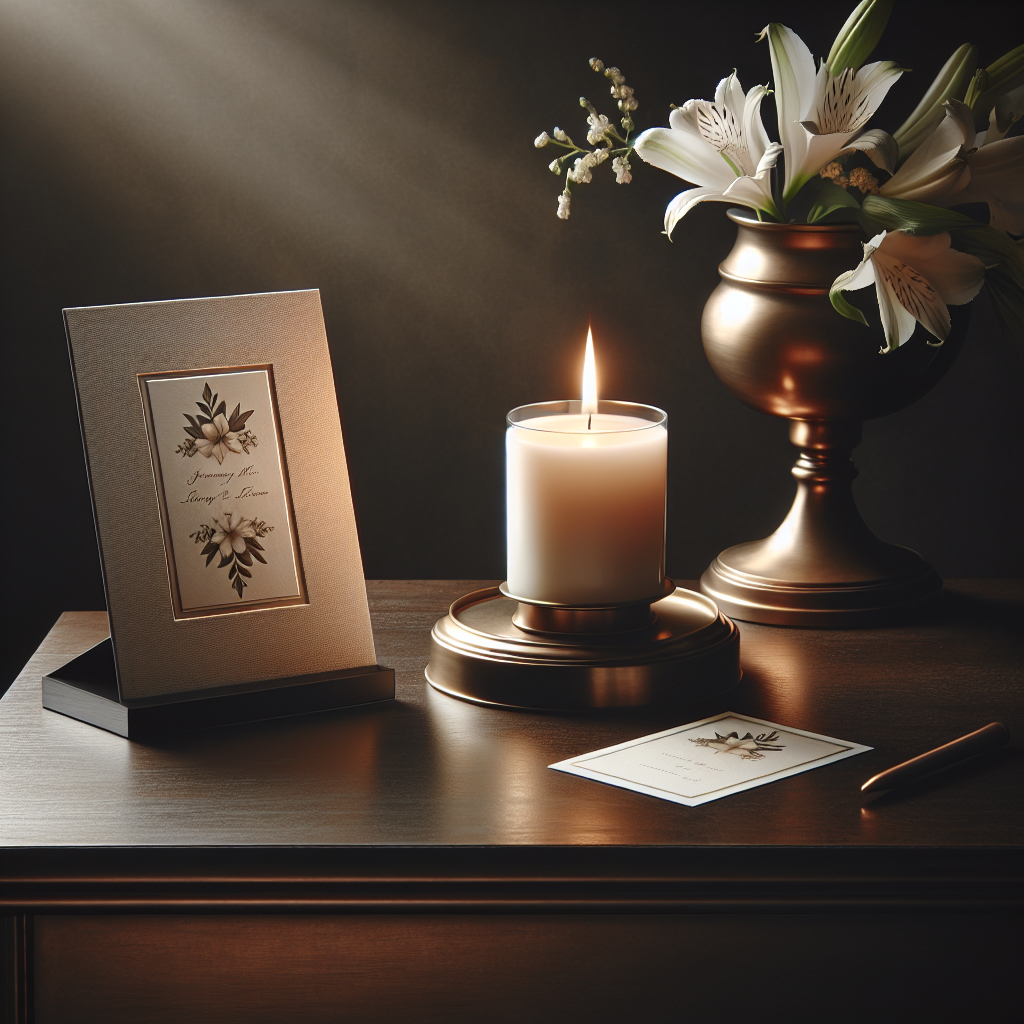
[586,112,611,145]
[569,156,593,184]
[534,132,551,148]
[556,191,571,219]
[554,127,568,142]
[548,158,562,174]
[589,57,604,72]
[606,66,625,86]
[592,148,608,165]
[613,156,632,184]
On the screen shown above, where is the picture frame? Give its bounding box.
[45,289,393,737]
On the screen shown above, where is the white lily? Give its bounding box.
[762,23,903,206]
[831,230,985,353]
[633,71,781,235]
[881,99,1024,234]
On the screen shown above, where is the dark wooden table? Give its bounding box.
[2,580,1021,1023]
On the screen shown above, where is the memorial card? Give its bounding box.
[140,367,307,618]
[550,713,871,806]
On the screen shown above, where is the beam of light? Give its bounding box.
[0,0,561,338]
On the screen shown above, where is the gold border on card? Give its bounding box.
[138,364,309,620]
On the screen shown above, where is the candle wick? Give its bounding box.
[587,413,592,430]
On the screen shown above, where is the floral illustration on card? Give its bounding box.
[690,730,785,760]
[175,382,258,462]
[190,514,275,599]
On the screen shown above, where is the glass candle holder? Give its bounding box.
[506,400,667,607]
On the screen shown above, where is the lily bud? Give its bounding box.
[826,0,896,74]
[964,44,1024,130]
[893,43,978,162]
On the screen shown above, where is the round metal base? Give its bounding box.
[700,547,942,628]
[426,586,740,710]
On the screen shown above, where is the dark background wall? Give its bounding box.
[2,0,1021,689]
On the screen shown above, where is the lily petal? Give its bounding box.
[743,84,772,164]
[634,126,736,189]
[844,129,898,172]
[762,23,816,199]
[874,252,949,346]
[872,260,925,351]
[882,103,971,201]
[953,135,1024,233]
[882,231,985,306]
[664,187,726,236]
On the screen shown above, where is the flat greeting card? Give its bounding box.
[550,713,871,806]
[50,290,392,736]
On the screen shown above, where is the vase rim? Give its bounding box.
[727,208,864,233]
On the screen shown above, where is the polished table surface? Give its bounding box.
[2,580,1022,1022]
[2,579,1021,865]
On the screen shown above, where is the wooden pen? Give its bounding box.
[861,722,1010,794]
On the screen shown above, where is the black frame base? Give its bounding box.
[42,638,395,739]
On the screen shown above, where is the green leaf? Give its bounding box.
[826,0,896,73]
[228,564,237,579]
[860,194,980,234]
[202,383,213,405]
[213,400,226,418]
[205,549,218,567]
[829,285,870,327]
[807,181,863,223]
[218,553,233,569]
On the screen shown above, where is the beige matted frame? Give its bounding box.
[64,290,377,703]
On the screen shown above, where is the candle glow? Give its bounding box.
[582,327,597,419]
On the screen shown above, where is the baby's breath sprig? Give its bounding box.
[534,58,640,220]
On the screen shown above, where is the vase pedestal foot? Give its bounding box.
[699,419,943,628]
[699,554,942,627]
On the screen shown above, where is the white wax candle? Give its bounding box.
[506,409,667,605]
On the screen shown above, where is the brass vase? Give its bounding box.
[699,209,966,627]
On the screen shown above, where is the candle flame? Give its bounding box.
[582,327,597,418]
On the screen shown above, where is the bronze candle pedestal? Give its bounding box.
[699,210,966,627]
[426,580,740,710]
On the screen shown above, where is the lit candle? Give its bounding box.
[506,329,667,606]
